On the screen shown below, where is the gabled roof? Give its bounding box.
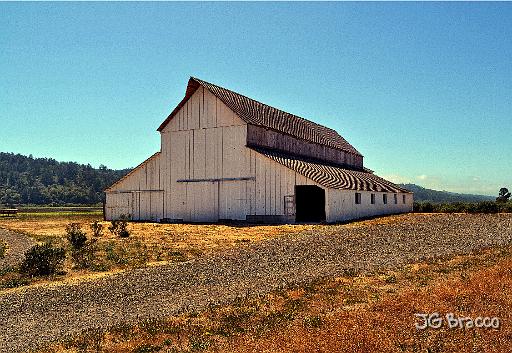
[251,147,410,193]
[158,77,362,156]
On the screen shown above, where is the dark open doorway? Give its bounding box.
[295,185,326,223]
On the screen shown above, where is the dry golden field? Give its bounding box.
[0,212,322,287]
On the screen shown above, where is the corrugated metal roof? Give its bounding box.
[158,77,362,156]
[252,147,411,193]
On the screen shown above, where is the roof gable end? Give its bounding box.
[158,77,361,156]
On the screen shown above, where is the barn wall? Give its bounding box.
[105,192,131,220]
[105,153,163,221]
[250,151,320,220]
[160,86,252,222]
[247,124,363,170]
[326,189,413,222]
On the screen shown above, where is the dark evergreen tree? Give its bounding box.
[497,188,511,203]
[0,152,129,205]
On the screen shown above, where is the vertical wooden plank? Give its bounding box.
[221,126,232,178]
[186,102,190,130]
[268,164,274,215]
[255,154,265,215]
[198,86,203,129]
[217,98,226,127]
[247,150,255,215]
[263,159,269,215]
[216,127,223,178]
[275,164,281,215]
[209,89,216,128]
[190,92,198,130]
[218,181,226,219]
[193,129,206,179]
[184,183,192,222]
[190,90,196,130]
[188,130,193,179]
[205,128,217,179]
[166,131,172,218]
[170,131,186,220]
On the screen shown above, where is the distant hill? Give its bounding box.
[398,183,495,203]
[0,152,498,206]
[0,152,130,206]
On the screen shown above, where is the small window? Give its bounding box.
[371,193,375,204]
[383,194,388,204]
[403,194,406,204]
[394,194,398,204]
[355,192,361,204]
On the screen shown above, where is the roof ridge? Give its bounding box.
[158,77,362,156]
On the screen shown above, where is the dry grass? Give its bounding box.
[0,213,324,287]
[0,213,321,247]
[43,243,512,353]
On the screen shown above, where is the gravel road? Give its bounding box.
[1,214,512,352]
[0,228,35,271]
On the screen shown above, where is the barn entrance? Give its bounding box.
[295,185,326,223]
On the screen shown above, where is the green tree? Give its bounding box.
[496,188,511,203]
[0,152,130,205]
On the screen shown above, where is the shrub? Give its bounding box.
[414,202,434,212]
[90,220,104,237]
[303,315,323,329]
[499,202,512,213]
[20,243,66,277]
[473,201,499,213]
[414,201,511,214]
[108,215,130,238]
[66,223,87,250]
[71,240,97,269]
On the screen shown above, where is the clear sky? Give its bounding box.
[1,2,511,195]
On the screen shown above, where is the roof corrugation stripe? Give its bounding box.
[252,147,411,193]
[158,77,362,156]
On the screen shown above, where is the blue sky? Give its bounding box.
[1,2,511,195]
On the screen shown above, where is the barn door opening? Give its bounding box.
[295,185,326,223]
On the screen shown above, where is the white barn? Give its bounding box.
[105,77,413,223]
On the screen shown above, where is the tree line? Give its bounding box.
[0,152,129,206]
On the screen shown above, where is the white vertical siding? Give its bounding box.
[159,86,251,221]
[105,152,163,221]
[251,152,320,218]
[326,189,414,222]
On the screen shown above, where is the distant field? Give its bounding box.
[17,206,103,215]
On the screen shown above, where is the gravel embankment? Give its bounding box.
[1,214,512,352]
[0,228,35,270]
